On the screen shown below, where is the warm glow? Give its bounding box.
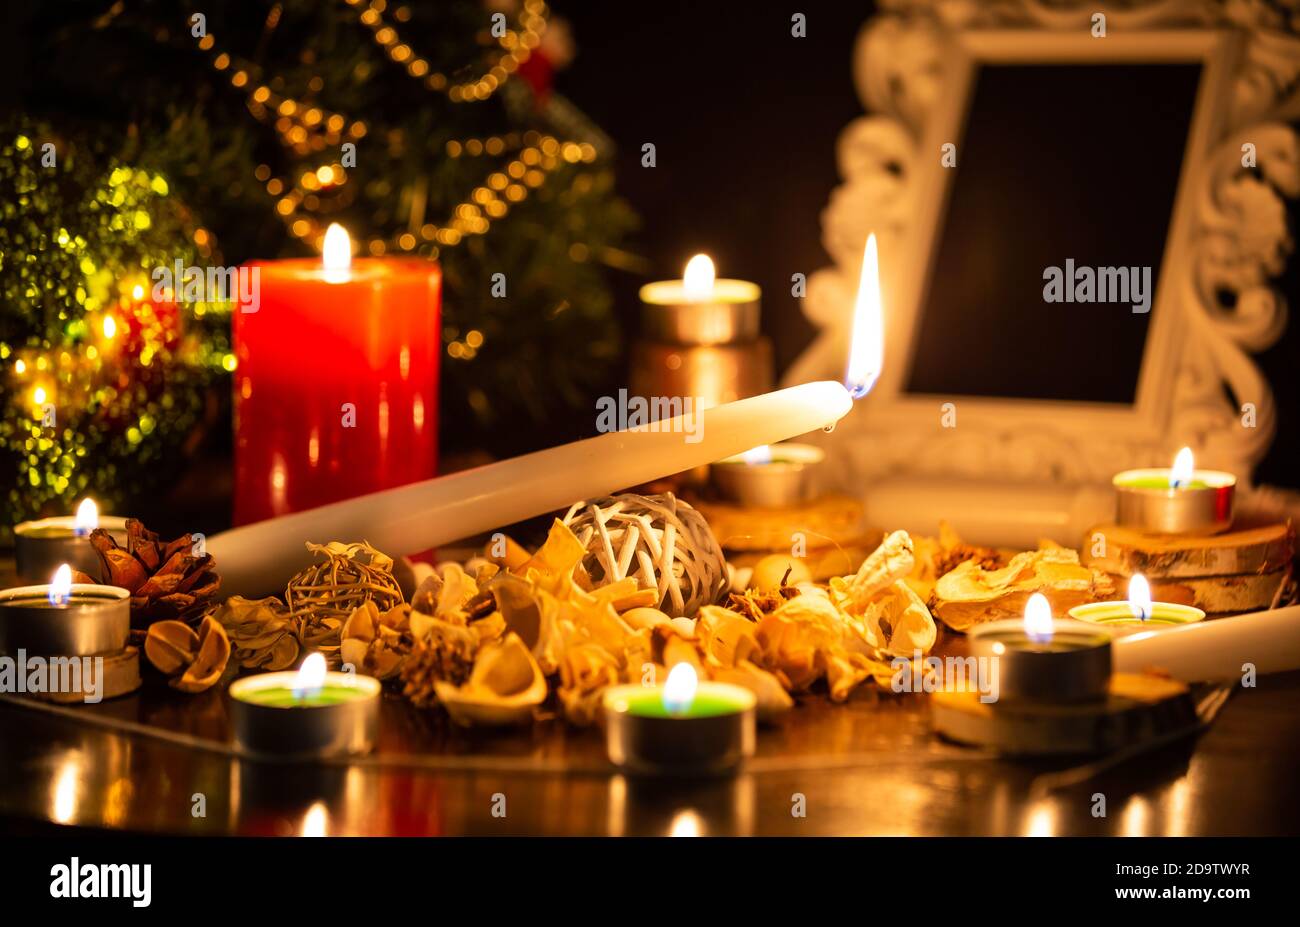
[668,809,704,837]
[682,253,715,300]
[48,563,73,607]
[32,385,47,406]
[131,284,144,301]
[1128,573,1153,622]
[294,652,328,699]
[662,662,698,715]
[1025,801,1056,837]
[102,315,117,339]
[52,755,79,824]
[301,801,329,837]
[73,498,98,536]
[846,233,884,398]
[322,222,353,283]
[1170,446,1194,489]
[740,444,773,465]
[1023,592,1053,643]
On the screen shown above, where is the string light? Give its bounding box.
[183,3,592,257]
[344,0,549,102]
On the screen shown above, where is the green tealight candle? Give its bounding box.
[228,655,381,758]
[615,688,752,719]
[1069,601,1205,630]
[603,665,757,775]
[1116,476,1209,491]
[1112,449,1236,535]
[235,685,369,708]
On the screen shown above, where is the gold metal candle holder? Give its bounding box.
[0,583,130,657]
[632,258,771,410]
[637,278,761,345]
[13,516,129,584]
[1112,468,1236,535]
[967,618,1113,703]
[711,442,825,508]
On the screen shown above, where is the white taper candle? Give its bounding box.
[208,381,855,596]
[1112,605,1300,681]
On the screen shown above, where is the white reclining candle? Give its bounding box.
[209,381,855,596]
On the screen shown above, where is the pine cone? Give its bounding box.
[79,519,220,626]
[401,634,476,708]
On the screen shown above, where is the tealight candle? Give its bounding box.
[1069,573,1205,632]
[711,442,825,507]
[603,662,756,776]
[0,564,130,657]
[631,253,770,411]
[638,254,762,346]
[967,593,1112,702]
[228,653,381,759]
[13,499,129,583]
[1113,447,1235,535]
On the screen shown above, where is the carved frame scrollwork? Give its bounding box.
[790,0,1300,490]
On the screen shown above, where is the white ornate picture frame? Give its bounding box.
[789,1,1299,543]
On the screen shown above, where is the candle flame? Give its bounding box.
[301,801,329,837]
[294,652,328,699]
[845,233,884,399]
[322,223,352,283]
[1128,573,1153,622]
[73,498,98,536]
[662,662,698,715]
[48,563,73,607]
[1023,592,1053,644]
[740,444,772,465]
[682,253,715,300]
[1170,446,1194,489]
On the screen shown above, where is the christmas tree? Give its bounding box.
[3,0,636,526]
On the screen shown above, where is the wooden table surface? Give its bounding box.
[2,647,1298,836]
[4,523,1298,837]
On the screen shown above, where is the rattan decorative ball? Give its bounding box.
[561,492,728,617]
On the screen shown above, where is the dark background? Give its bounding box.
[555,0,1299,487]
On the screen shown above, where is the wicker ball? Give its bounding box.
[561,492,728,617]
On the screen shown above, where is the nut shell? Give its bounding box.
[144,621,199,675]
[174,617,231,692]
[143,616,230,692]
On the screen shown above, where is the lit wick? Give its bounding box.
[322,223,352,285]
[662,662,698,716]
[73,498,98,538]
[1169,446,1194,489]
[845,233,884,399]
[293,652,328,702]
[1128,573,1153,622]
[47,563,73,607]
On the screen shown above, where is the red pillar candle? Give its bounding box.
[234,225,441,525]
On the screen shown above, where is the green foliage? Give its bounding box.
[0,121,229,528]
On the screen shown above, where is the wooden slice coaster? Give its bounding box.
[931,672,1196,756]
[1143,569,1291,613]
[1082,520,1293,579]
[28,646,141,705]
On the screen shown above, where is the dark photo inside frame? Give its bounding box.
[905,62,1203,404]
